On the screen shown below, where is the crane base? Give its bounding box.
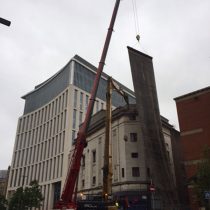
[54,200,77,210]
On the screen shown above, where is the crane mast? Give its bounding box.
[103,77,113,200]
[103,77,129,200]
[55,1,121,209]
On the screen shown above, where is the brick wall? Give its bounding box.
[175,87,210,210]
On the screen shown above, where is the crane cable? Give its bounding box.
[132,0,140,42]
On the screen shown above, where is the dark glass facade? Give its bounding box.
[23,62,72,114]
[73,62,135,107]
[22,55,135,114]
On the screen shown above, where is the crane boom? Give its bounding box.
[55,1,121,209]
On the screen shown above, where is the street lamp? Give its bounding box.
[0,17,11,26]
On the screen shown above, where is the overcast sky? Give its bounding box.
[0,0,210,169]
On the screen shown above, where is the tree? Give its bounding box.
[0,194,8,210]
[193,146,210,209]
[8,187,25,210]
[8,180,44,210]
[25,180,44,209]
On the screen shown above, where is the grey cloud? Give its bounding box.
[0,0,210,168]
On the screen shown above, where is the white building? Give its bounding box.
[6,55,135,209]
[77,105,178,209]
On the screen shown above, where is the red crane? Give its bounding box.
[55,1,121,209]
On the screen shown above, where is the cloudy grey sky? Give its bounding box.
[0,0,209,169]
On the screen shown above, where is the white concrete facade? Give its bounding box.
[7,86,108,209]
[78,111,147,194]
[77,106,177,201]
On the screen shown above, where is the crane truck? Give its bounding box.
[54,1,121,209]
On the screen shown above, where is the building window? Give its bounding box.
[129,114,136,120]
[165,143,169,150]
[122,168,125,178]
[58,96,61,113]
[74,90,78,108]
[18,119,22,133]
[72,130,76,144]
[130,133,137,142]
[65,90,68,108]
[92,176,96,185]
[112,129,116,137]
[132,167,140,177]
[92,150,96,163]
[96,100,99,112]
[44,107,47,121]
[147,167,151,178]
[60,154,63,177]
[73,110,77,129]
[48,104,51,119]
[72,130,76,143]
[34,113,37,128]
[82,155,85,167]
[167,151,170,161]
[85,95,89,112]
[57,116,60,133]
[53,181,61,207]
[82,179,85,188]
[79,112,83,125]
[131,153,138,158]
[101,102,104,110]
[29,115,32,129]
[51,102,54,116]
[80,92,83,110]
[14,169,18,186]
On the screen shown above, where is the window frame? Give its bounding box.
[132,167,140,177]
[130,133,137,142]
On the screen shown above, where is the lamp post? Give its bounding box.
[0,17,11,26]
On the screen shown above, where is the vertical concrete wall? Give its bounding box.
[128,47,177,209]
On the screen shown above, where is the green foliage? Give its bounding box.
[8,187,25,210]
[193,146,210,207]
[8,180,44,210]
[25,180,44,209]
[0,195,8,210]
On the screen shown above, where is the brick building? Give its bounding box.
[174,86,210,210]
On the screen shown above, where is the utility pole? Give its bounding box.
[0,17,11,26]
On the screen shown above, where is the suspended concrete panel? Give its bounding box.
[128,46,177,210]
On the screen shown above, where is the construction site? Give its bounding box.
[5,0,188,210]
